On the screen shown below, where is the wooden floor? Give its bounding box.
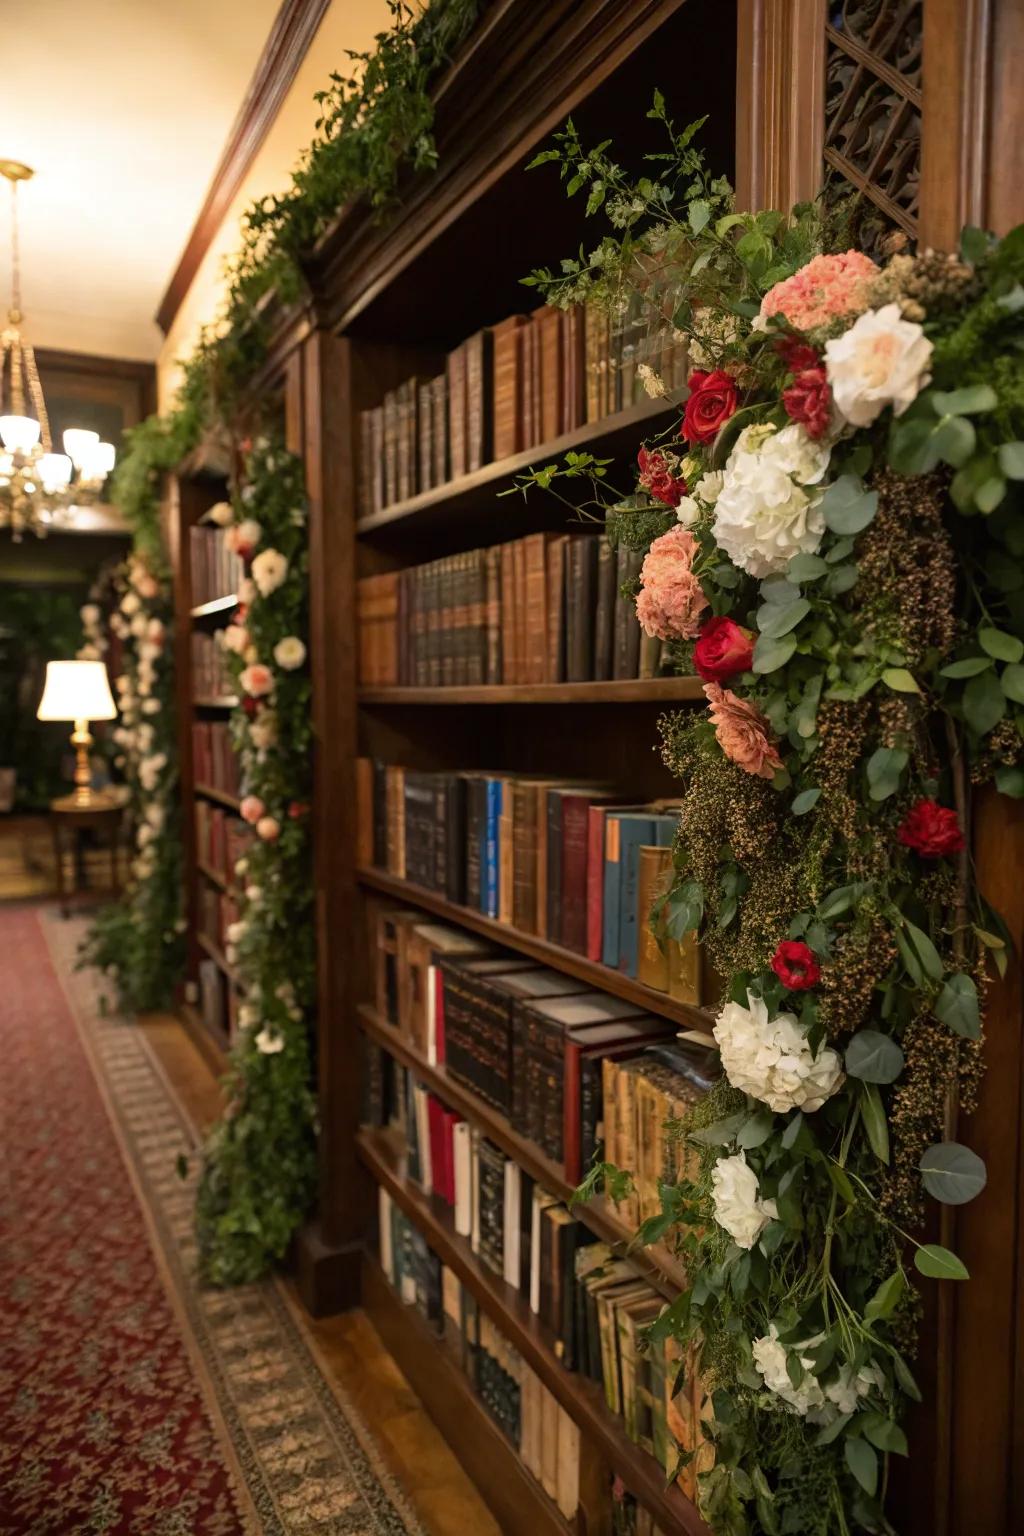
[142,1011,500,1536]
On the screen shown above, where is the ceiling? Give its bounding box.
[1,0,281,363]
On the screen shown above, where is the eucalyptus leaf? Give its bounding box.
[940,655,993,679]
[737,1111,775,1150]
[932,413,976,467]
[976,475,1007,514]
[963,669,1007,735]
[864,1269,904,1322]
[821,476,878,535]
[919,1142,987,1205]
[824,563,860,597]
[787,554,828,582]
[758,598,811,639]
[935,973,981,1039]
[861,1414,908,1456]
[861,1082,890,1164]
[845,1439,878,1498]
[881,667,920,693]
[914,1243,969,1280]
[1000,662,1024,703]
[902,919,944,981]
[995,765,1024,797]
[846,1030,904,1084]
[866,746,908,801]
[753,632,798,674]
[931,384,998,416]
[999,441,1024,480]
[978,626,1024,663]
[791,787,821,815]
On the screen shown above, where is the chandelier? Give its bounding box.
[0,160,116,539]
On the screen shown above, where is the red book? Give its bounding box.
[427,1097,447,1203]
[441,1108,461,1204]
[433,967,447,1065]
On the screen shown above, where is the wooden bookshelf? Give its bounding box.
[197,859,231,893]
[357,1002,688,1299]
[357,866,712,1037]
[180,1000,229,1074]
[197,930,241,988]
[359,678,706,706]
[194,783,241,812]
[359,1127,709,1536]
[193,694,239,709]
[190,593,238,619]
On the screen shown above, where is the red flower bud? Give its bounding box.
[693,615,755,683]
[288,800,310,819]
[242,696,260,718]
[897,799,965,859]
[771,940,821,991]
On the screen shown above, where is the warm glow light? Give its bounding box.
[0,414,41,453]
[62,427,99,468]
[37,659,117,722]
[38,452,72,489]
[79,439,116,482]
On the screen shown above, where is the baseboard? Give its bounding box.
[292,1219,362,1316]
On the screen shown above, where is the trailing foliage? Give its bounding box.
[194,438,317,1285]
[524,104,1022,1535]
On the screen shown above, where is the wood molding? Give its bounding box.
[34,347,157,419]
[155,0,330,337]
[734,0,825,214]
[919,0,993,251]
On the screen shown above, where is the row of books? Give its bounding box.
[189,525,243,608]
[379,1188,584,1522]
[191,631,235,701]
[356,301,688,518]
[192,721,241,798]
[357,534,664,689]
[198,882,239,954]
[198,957,240,1042]
[195,802,253,885]
[356,763,701,994]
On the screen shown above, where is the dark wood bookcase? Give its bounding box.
[168,3,1024,1533]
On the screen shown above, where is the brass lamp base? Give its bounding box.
[70,717,95,806]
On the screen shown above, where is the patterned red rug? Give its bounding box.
[0,907,423,1536]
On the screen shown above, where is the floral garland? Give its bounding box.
[194,436,317,1286]
[78,548,185,1012]
[529,106,1024,1535]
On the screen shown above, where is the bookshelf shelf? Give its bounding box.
[197,930,241,988]
[357,867,713,1037]
[197,859,231,893]
[193,694,239,710]
[355,398,674,536]
[359,678,705,706]
[358,1127,709,1536]
[357,1002,687,1299]
[180,1000,229,1075]
[190,593,238,619]
[194,782,242,812]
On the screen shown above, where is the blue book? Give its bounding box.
[603,812,651,968]
[484,777,503,919]
[651,812,679,849]
[616,814,657,978]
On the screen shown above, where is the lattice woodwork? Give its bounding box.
[823,0,923,255]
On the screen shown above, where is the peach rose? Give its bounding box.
[240,662,273,698]
[256,815,281,842]
[240,795,265,825]
[704,682,782,780]
[635,527,709,642]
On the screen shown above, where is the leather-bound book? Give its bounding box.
[565,535,599,682]
[535,306,563,444]
[559,791,600,955]
[491,314,527,460]
[417,379,434,493]
[464,327,493,472]
[668,927,702,1005]
[584,302,601,423]
[562,304,586,433]
[497,776,514,926]
[464,774,488,911]
[446,342,468,479]
[522,320,536,448]
[403,770,436,890]
[592,536,616,682]
[430,374,448,485]
[512,538,528,687]
[383,387,399,505]
[426,558,442,686]
[372,759,388,868]
[440,554,456,686]
[384,764,406,879]
[612,544,644,679]
[511,779,540,934]
[636,844,671,992]
[484,545,502,684]
[369,405,385,513]
[465,548,487,687]
[523,532,550,684]
[499,542,517,685]
[545,534,568,684]
[396,379,413,501]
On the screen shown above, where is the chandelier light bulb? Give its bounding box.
[62,427,100,469]
[79,439,115,482]
[0,414,41,453]
[38,451,72,490]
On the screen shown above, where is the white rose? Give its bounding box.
[206,500,234,527]
[137,823,155,848]
[222,624,249,655]
[142,697,161,715]
[273,635,306,670]
[710,1153,777,1249]
[251,548,288,598]
[255,1028,285,1055]
[824,303,933,427]
[712,423,830,578]
[145,802,165,829]
[675,496,699,528]
[245,884,261,902]
[249,711,277,750]
[714,994,844,1113]
[695,471,724,505]
[226,920,246,945]
[227,518,262,554]
[80,603,101,626]
[752,1326,826,1416]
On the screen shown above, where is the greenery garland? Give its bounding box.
[525,105,1023,1536]
[194,437,317,1284]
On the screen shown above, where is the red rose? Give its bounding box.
[783,366,832,440]
[681,369,738,446]
[638,446,687,508]
[693,615,755,683]
[242,696,260,718]
[288,800,310,819]
[771,940,821,991]
[898,799,965,858]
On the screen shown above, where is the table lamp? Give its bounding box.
[37,659,118,806]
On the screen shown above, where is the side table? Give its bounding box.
[50,791,126,918]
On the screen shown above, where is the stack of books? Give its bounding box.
[192,722,241,797]
[189,525,243,607]
[356,764,700,994]
[357,533,665,688]
[191,631,235,699]
[355,300,688,519]
[195,802,252,882]
[379,1188,584,1521]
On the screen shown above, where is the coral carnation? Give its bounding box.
[638,446,687,507]
[694,615,755,683]
[771,940,821,991]
[635,527,708,642]
[898,799,965,858]
[759,250,879,332]
[704,681,782,780]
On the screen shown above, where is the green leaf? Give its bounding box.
[753,632,798,674]
[919,1142,987,1205]
[1000,662,1024,703]
[866,746,908,801]
[914,1243,969,1280]
[816,1411,853,1446]
[787,554,829,582]
[890,418,941,475]
[861,1414,909,1456]
[940,656,993,678]
[891,1350,922,1402]
[979,626,1024,663]
[845,1438,878,1497]
[935,973,981,1039]
[827,1162,856,1204]
[824,563,859,597]
[690,1111,747,1147]
[791,787,821,815]
[995,765,1024,797]
[931,384,998,415]
[821,477,878,535]
[737,1111,774,1150]
[976,475,1008,514]
[780,1112,805,1151]
[758,598,811,638]
[688,199,711,234]
[963,669,1007,735]
[817,882,868,921]
[865,1269,905,1322]
[932,413,976,467]
[861,1083,890,1164]
[999,442,1024,480]
[902,919,944,981]
[881,667,920,693]
[960,226,989,264]
[845,1030,904,1084]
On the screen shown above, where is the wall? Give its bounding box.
[157,0,392,411]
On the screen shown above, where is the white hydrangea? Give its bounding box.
[712,423,831,577]
[710,1153,777,1249]
[714,993,844,1113]
[695,470,724,505]
[251,548,288,597]
[824,303,932,427]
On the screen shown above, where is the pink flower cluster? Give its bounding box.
[635,527,708,642]
[760,250,878,333]
[703,681,782,780]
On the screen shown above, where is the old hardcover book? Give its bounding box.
[512,537,528,689]
[545,534,568,684]
[355,757,374,868]
[403,923,490,1058]
[396,379,413,501]
[559,791,599,955]
[522,319,536,449]
[511,779,540,934]
[535,305,563,444]
[499,542,517,686]
[497,776,514,927]
[555,1405,580,1522]
[417,379,434,494]
[619,1292,664,1451]
[464,774,487,911]
[665,1336,698,1499]
[668,927,702,1005]
[464,327,493,473]
[584,301,602,424]
[593,536,616,682]
[523,532,550,684]
[374,906,421,1025]
[636,844,671,992]
[639,630,662,679]
[563,304,586,433]
[430,373,448,485]
[484,545,502,684]
[613,544,645,679]
[565,535,599,682]
[446,342,468,479]
[562,1018,675,1184]
[384,764,406,879]
[491,314,527,460]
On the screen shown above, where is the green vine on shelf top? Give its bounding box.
[523,101,1024,1536]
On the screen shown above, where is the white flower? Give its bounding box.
[637,362,666,398]
[238,1003,259,1030]
[752,1326,826,1416]
[114,673,131,695]
[138,752,167,792]
[289,506,306,527]
[255,1028,285,1055]
[137,641,160,663]
[237,577,256,607]
[120,591,141,616]
[695,470,724,505]
[130,612,148,638]
[714,993,844,1113]
[145,802,165,830]
[239,663,273,698]
[147,618,164,642]
[675,496,699,528]
[712,423,831,577]
[222,624,249,655]
[137,823,155,848]
[249,711,277,750]
[711,1153,777,1249]
[206,500,234,527]
[251,548,288,597]
[235,857,249,878]
[226,920,246,945]
[824,303,932,427]
[275,980,296,1005]
[142,697,161,715]
[110,614,128,639]
[227,517,262,554]
[137,723,154,753]
[245,884,261,903]
[80,602,101,627]
[273,635,306,670]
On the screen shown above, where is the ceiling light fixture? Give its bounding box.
[0,160,116,540]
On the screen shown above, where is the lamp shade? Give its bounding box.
[37,659,117,722]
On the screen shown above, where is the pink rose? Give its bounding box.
[635,527,709,642]
[240,663,273,698]
[704,681,782,780]
[240,795,265,825]
[257,816,281,842]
